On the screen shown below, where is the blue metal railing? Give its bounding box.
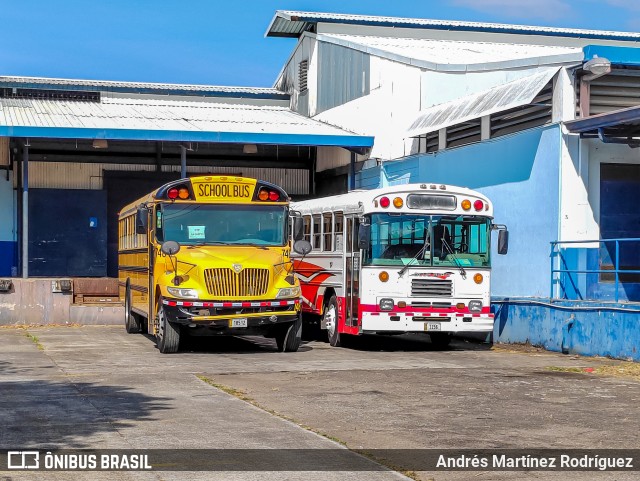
[550,238,640,302]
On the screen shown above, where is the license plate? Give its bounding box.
[424,322,441,331]
[229,318,248,328]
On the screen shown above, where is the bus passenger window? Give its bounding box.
[334,213,344,251]
[303,216,311,243]
[323,213,333,251]
[312,214,321,250]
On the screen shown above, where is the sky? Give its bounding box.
[1,0,639,88]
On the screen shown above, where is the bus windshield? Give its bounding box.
[362,213,491,268]
[157,204,288,246]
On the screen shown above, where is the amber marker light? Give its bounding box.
[456,303,466,310]
[474,273,483,284]
[393,197,403,208]
[258,189,269,201]
[461,199,471,211]
[178,188,190,199]
[379,271,389,282]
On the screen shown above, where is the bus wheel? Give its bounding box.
[276,315,302,352]
[156,303,180,354]
[324,295,341,347]
[124,280,141,334]
[430,333,452,349]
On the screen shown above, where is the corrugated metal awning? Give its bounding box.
[406,67,560,138]
[0,94,374,150]
[565,105,640,143]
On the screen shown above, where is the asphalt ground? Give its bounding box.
[2,325,639,481]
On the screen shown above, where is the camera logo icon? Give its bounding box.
[7,451,40,469]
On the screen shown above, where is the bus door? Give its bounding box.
[344,217,361,326]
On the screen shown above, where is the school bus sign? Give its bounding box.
[192,179,254,202]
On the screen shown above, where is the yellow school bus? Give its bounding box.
[118,175,307,353]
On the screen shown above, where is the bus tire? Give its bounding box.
[276,315,302,352]
[430,333,452,349]
[124,279,141,334]
[156,303,180,354]
[324,295,341,347]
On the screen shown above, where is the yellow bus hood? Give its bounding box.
[172,245,286,269]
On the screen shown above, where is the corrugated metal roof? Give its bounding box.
[267,10,640,42]
[0,76,288,99]
[0,93,373,148]
[316,33,583,71]
[406,67,560,137]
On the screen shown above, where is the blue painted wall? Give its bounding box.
[494,299,640,361]
[0,171,16,276]
[357,124,562,298]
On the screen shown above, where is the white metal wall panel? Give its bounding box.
[316,42,370,115]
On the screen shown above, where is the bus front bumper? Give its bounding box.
[361,311,494,333]
[160,298,300,329]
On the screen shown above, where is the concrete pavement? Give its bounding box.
[2,326,639,480]
[0,326,408,480]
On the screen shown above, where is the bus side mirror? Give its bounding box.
[497,230,509,255]
[293,217,304,241]
[161,240,181,256]
[293,240,312,256]
[136,207,148,234]
[358,224,370,250]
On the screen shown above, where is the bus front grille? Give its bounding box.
[203,268,270,297]
[411,279,453,297]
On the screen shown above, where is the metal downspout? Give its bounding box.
[180,145,187,178]
[22,142,28,279]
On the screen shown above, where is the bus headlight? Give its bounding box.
[167,287,199,299]
[379,298,394,311]
[276,286,301,299]
[468,300,483,313]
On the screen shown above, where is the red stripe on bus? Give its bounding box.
[359,304,491,315]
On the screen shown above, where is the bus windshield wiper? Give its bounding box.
[398,242,428,278]
[441,238,467,278]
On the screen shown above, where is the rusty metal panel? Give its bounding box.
[29,162,309,194]
[29,162,156,189]
[0,137,8,166]
[73,278,119,296]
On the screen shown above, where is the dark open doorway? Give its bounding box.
[104,171,180,278]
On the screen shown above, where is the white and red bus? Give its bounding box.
[290,183,508,348]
